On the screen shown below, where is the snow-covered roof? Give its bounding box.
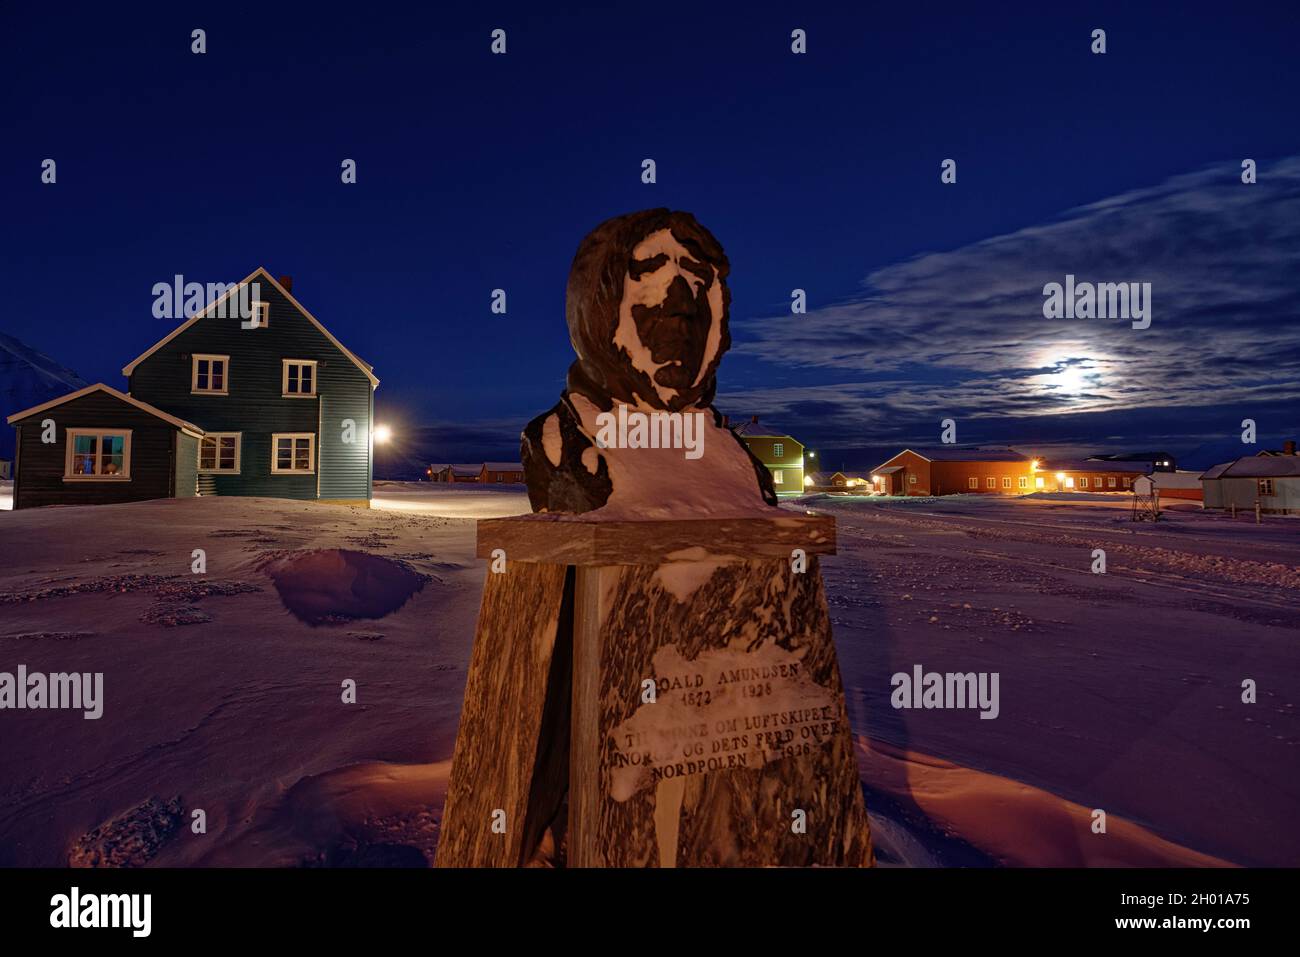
[888,447,1029,464]
[1042,459,1151,474]
[1202,456,1300,479]
[450,464,481,474]
[730,419,797,439]
[5,383,205,438]
[482,462,523,471]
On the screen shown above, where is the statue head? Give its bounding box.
[564,209,731,412]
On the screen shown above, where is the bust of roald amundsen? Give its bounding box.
[521,209,778,519]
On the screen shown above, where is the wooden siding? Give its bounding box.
[128,280,373,500]
[10,392,184,509]
[174,432,199,498]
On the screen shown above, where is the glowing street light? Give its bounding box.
[374,424,393,444]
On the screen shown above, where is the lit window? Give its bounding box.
[773,442,784,458]
[1018,476,1028,489]
[968,477,978,489]
[1123,477,1132,488]
[1065,477,1075,488]
[65,429,131,480]
[909,474,917,484]
[192,354,229,394]
[199,433,241,473]
[772,470,783,485]
[1108,476,1117,488]
[282,359,318,397]
[1035,477,1045,488]
[271,433,315,474]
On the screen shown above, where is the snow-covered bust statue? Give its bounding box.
[521,209,778,518]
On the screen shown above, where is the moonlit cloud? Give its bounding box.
[726,157,1300,455]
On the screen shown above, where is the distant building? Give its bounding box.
[1087,451,1176,472]
[426,462,524,484]
[1040,459,1151,492]
[1201,445,1300,514]
[728,416,805,495]
[480,462,524,484]
[869,448,1034,496]
[805,470,868,492]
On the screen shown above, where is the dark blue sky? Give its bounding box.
[4,2,1298,473]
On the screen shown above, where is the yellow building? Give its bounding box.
[728,416,805,494]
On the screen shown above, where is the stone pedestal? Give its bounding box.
[434,513,872,868]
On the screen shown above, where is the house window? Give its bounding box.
[1035,477,1045,488]
[1095,476,1104,488]
[271,433,315,474]
[192,354,229,394]
[1123,477,1132,489]
[968,477,978,489]
[1018,476,1028,489]
[1108,476,1117,488]
[282,360,318,397]
[986,477,995,489]
[1065,476,1075,488]
[250,301,270,328]
[772,470,783,485]
[1001,477,1012,489]
[1079,477,1089,488]
[199,433,241,473]
[1259,479,1275,495]
[65,429,131,480]
[909,474,917,485]
[773,442,784,458]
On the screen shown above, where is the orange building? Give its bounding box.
[869,448,1036,496]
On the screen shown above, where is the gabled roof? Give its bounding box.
[121,268,379,388]
[482,462,523,471]
[730,419,798,440]
[6,383,205,438]
[1202,456,1300,479]
[879,447,1029,467]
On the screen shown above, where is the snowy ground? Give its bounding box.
[0,483,1294,867]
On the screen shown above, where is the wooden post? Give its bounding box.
[436,513,873,868]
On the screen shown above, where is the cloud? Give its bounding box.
[728,157,1300,451]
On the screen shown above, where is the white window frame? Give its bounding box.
[773,442,784,458]
[1079,477,1089,488]
[198,432,242,474]
[64,428,132,481]
[986,477,995,489]
[250,301,270,329]
[1035,476,1045,488]
[1258,479,1274,496]
[1108,476,1117,488]
[772,469,784,485]
[1018,476,1028,489]
[967,477,978,489]
[282,359,319,398]
[1001,476,1012,489]
[908,474,917,485]
[1065,476,1075,489]
[271,433,316,474]
[191,354,230,395]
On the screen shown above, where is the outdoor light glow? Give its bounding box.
[803,475,813,486]
[374,425,393,444]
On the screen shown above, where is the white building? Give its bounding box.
[1200,452,1300,514]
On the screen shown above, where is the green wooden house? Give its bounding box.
[7,268,379,509]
